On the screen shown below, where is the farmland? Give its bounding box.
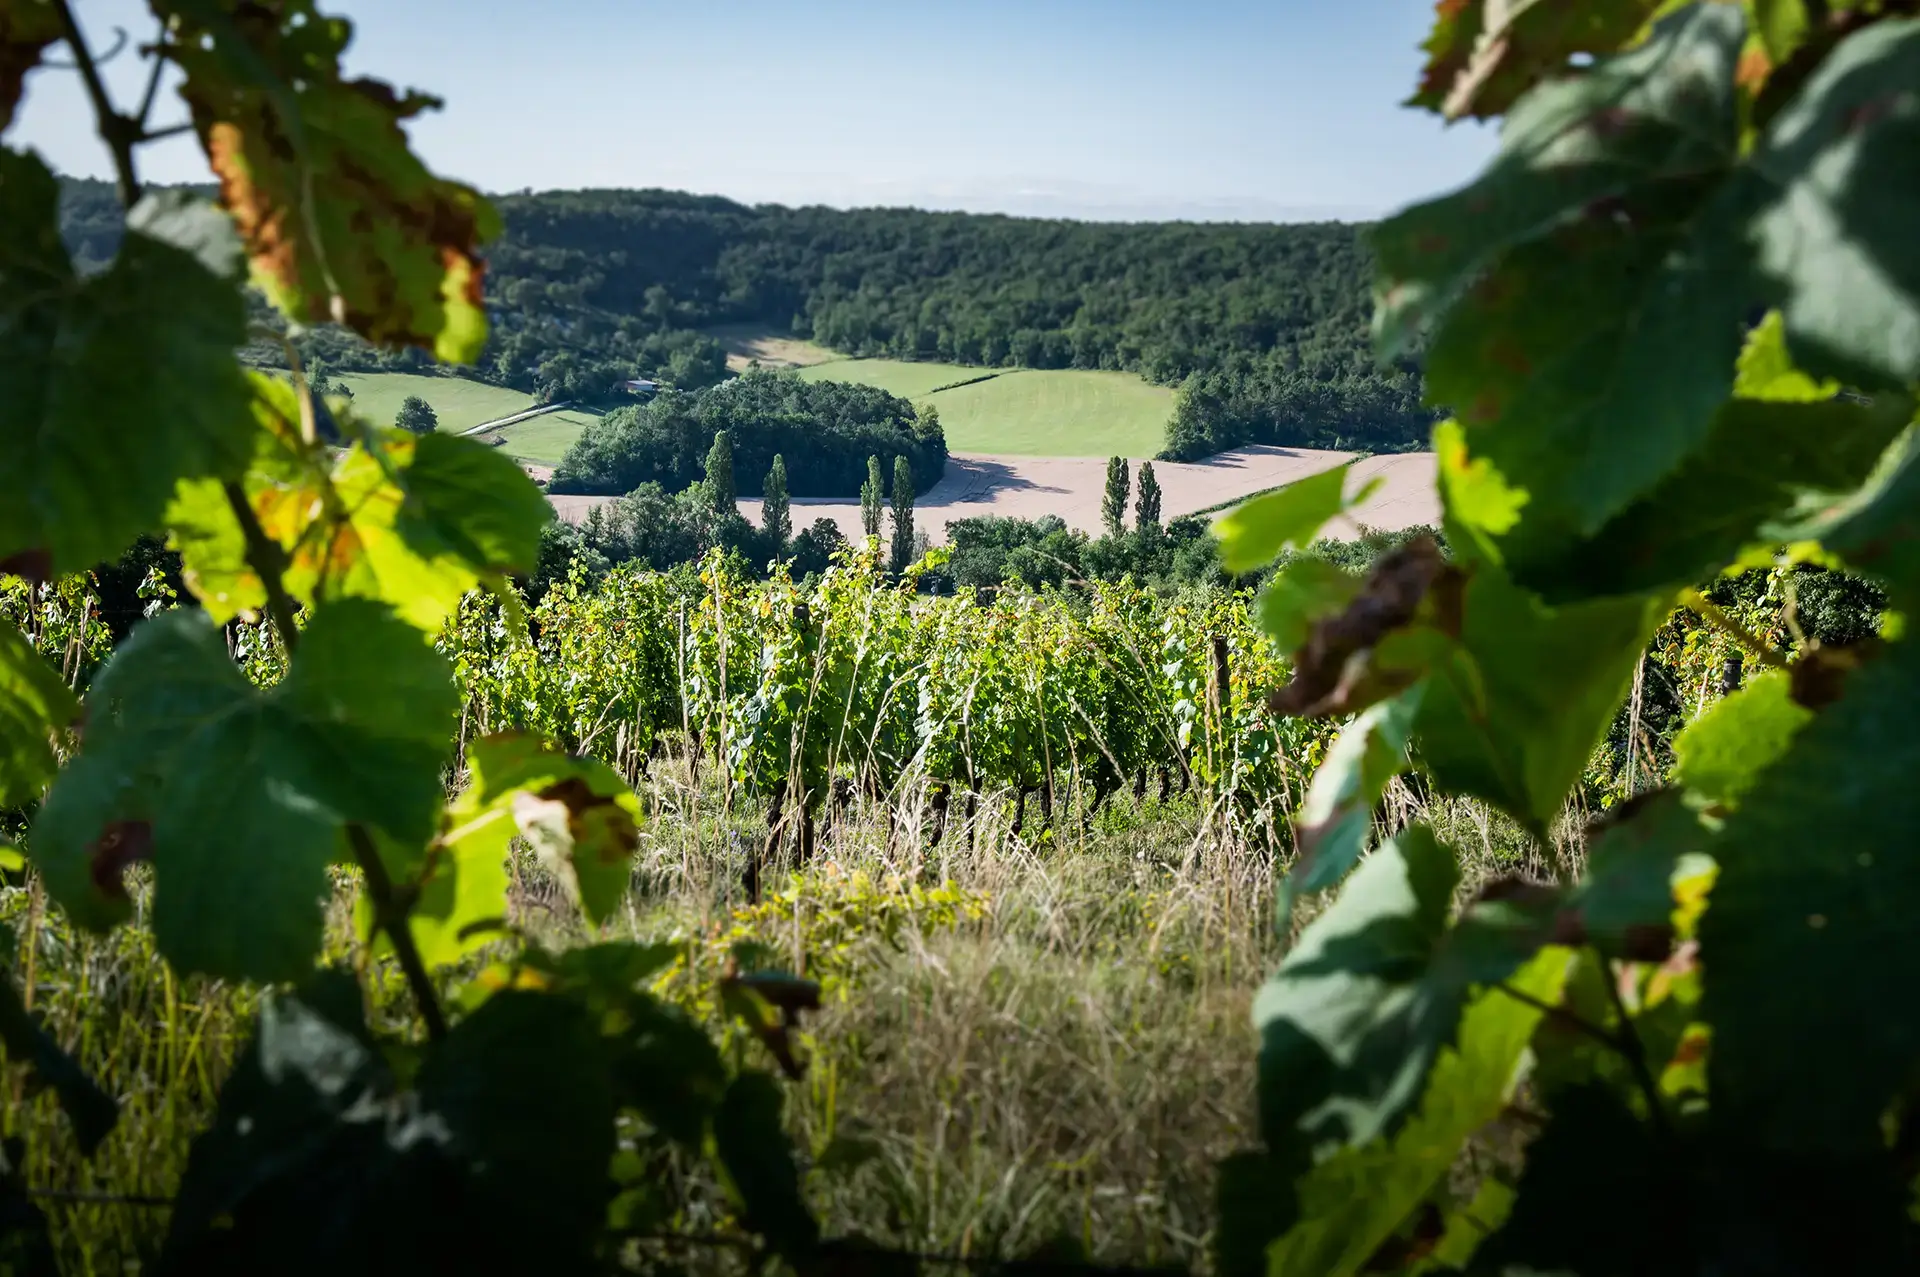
[552,445,1442,545]
[333,371,602,465]
[794,358,1177,456]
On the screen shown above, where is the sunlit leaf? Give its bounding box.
[1409,0,1669,121]
[1672,670,1813,808]
[1259,948,1571,1277]
[1213,464,1357,573]
[0,619,74,806]
[1283,683,1424,911]
[160,0,501,361]
[452,733,642,927]
[170,375,550,631]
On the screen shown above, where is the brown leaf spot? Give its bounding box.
[1588,106,1638,139]
[1614,922,1677,965]
[89,821,153,900]
[1468,390,1504,423]
[1736,45,1773,94]
[1413,230,1452,256]
[1790,640,1882,710]
[535,776,640,864]
[1487,338,1533,377]
[1270,536,1461,718]
[1668,1022,1710,1067]
[0,548,51,587]
[1845,94,1904,135]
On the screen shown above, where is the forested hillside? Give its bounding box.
[59,178,1432,456]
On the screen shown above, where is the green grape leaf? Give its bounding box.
[165,974,611,1273]
[459,733,642,927]
[161,0,501,361]
[1254,557,1364,655]
[1508,391,1915,601]
[0,3,62,132]
[1260,948,1571,1277]
[1471,1084,1687,1276]
[713,1070,820,1259]
[0,149,253,574]
[1409,0,1669,121]
[1773,424,1920,604]
[1569,790,1714,956]
[1735,309,1839,402]
[416,990,616,1254]
[0,620,74,805]
[170,376,550,631]
[614,997,729,1146]
[0,970,118,1155]
[1284,683,1425,912]
[1254,827,1559,1158]
[1750,18,1920,393]
[362,819,510,971]
[32,603,457,982]
[1380,3,1797,572]
[1414,568,1666,828]
[1672,670,1813,808]
[1699,635,1920,1151]
[1213,464,1359,574]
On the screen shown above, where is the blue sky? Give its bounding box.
[20,0,1495,222]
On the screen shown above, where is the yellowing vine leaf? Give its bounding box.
[168,375,550,633]
[0,619,75,806]
[158,0,501,362]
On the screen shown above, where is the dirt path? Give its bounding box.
[548,446,1439,545]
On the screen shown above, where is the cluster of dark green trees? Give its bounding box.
[548,371,946,498]
[544,428,927,588]
[60,178,1433,450]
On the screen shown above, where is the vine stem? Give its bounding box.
[1681,588,1790,671]
[219,485,449,1042]
[52,0,141,207]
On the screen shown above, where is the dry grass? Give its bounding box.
[6,754,1536,1274]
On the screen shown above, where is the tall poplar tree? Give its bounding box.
[704,429,735,512]
[890,456,915,574]
[762,454,791,553]
[1135,461,1163,532]
[860,455,885,540]
[1102,456,1130,538]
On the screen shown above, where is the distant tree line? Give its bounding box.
[547,371,946,498]
[63,178,1439,453]
[478,189,1439,454]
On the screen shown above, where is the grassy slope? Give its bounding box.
[334,371,534,432]
[480,408,603,466]
[929,369,1174,457]
[333,371,597,465]
[795,358,1174,456]
[796,358,1002,402]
